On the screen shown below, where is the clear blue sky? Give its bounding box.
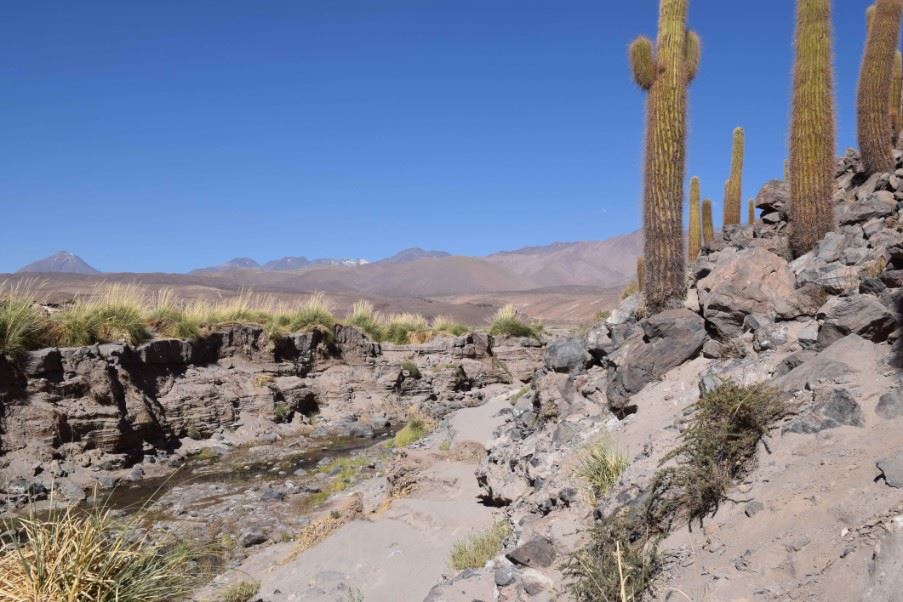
[0,1,879,273]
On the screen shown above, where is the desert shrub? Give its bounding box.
[449,521,509,571]
[488,304,537,338]
[645,381,785,531]
[347,300,384,340]
[0,506,200,601]
[383,313,429,344]
[273,402,291,424]
[575,441,628,501]
[400,360,421,379]
[0,282,49,359]
[221,580,259,602]
[567,514,657,602]
[567,382,785,601]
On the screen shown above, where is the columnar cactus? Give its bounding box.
[723,127,745,225]
[790,0,837,256]
[748,199,756,224]
[636,257,646,292]
[629,0,700,313]
[858,0,903,174]
[892,50,902,145]
[688,176,702,261]
[702,199,714,245]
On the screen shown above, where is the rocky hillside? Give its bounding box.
[424,149,903,600]
[16,251,99,275]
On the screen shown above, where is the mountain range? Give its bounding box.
[13,231,643,296]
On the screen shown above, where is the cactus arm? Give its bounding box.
[629,36,657,90]
[685,31,701,82]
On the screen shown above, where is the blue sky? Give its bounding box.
[0,1,880,273]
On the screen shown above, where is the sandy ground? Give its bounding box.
[200,392,515,602]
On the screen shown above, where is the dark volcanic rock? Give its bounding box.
[606,309,706,408]
[544,338,591,373]
[817,294,896,349]
[784,388,864,434]
[506,537,556,568]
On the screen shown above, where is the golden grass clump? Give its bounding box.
[488,304,538,338]
[0,506,199,601]
[574,441,629,502]
[449,521,510,571]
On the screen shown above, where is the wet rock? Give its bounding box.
[507,537,556,568]
[784,388,864,434]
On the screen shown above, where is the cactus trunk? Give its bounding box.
[892,50,903,145]
[702,199,714,245]
[748,199,756,224]
[688,176,701,261]
[636,257,646,291]
[789,0,837,256]
[629,0,699,313]
[858,0,903,174]
[724,128,745,225]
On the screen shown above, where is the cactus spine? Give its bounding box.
[688,176,701,261]
[789,0,837,256]
[748,199,756,224]
[636,257,646,291]
[723,127,745,225]
[702,199,714,245]
[629,0,700,314]
[858,0,903,174]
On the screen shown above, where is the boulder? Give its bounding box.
[775,334,880,393]
[839,191,896,225]
[543,338,591,373]
[877,453,903,488]
[755,180,789,214]
[698,248,796,338]
[817,294,897,348]
[136,339,193,365]
[506,537,556,568]
[876,389,903,420]
[784,388,864,434]
[606,309,706,407]
[24,348,62,377]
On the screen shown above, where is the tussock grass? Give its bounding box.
[489,304,539,338]
[347,300,383,340]
[400,360,422,379]
[567,382,785,602]
[449,521,509,571]
[220,580,260,602]
[575,441,629,502]
[0,280,49,360]
[0,505,200,601]
[0,284,481,358]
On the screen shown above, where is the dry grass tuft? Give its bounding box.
[449,521,509,571]
[0,505,200,601]
[574,441,629,502]
[489,304,539,338]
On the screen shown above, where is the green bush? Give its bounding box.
[390,416,431,448]
[449,521,509,571]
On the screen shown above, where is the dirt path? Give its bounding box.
[200,391,515,601]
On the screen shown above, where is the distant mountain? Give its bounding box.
[17,251,100,275]
[263,256,311,271]
[377,248,452,264]
[486,230,643,289]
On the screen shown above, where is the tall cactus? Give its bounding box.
[702,199,714,245]
[629,0,700,313]
[892,50,902,145]
[723,127,745,225]
[858,0,903,174]
[748,199,756,224]
[789,0,836,256]
[688,176,701,261]
[636,257,646,292]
